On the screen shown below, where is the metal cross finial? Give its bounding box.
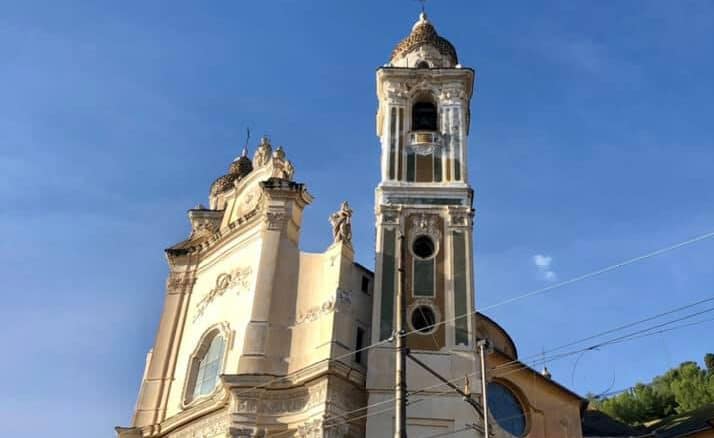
[419,0,428,13]
[241,127,250,157]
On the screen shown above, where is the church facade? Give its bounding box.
[118,13,587,438]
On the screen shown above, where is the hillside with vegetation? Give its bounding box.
[589,353,714,425]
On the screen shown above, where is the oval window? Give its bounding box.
[412,235,436,259]
[411,305,436,333]
[488,382,527,436]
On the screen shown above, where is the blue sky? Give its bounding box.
[1,1,714,436]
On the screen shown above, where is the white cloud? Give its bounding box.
[533,254,552,268]
[533,254,557,282]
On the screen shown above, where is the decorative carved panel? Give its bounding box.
[170,413,229,438]
[194,267,252,323]
[294,289,352,326]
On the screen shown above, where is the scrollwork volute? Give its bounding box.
[263,208,289,231]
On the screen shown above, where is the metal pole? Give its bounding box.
[406,351,483,417]
[478,339,489,437]
[395,233,407,437]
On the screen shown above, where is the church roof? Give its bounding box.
[647,403,714,438]
[582,409,647,437]
[390,12,458,65]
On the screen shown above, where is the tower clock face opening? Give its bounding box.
[411,305,437,333]
[412,235,436,259]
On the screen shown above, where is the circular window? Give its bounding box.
[412,235,436,259]
[487,382,527,436]
[411,305,436,333]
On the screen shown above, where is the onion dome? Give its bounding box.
[390,12,458,66]
[210,146,253,196]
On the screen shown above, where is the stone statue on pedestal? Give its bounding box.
[329,201,353,245]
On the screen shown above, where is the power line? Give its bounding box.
[226,229,714,415]
[492,306,714,381]
[421,425,475,438]
[315,304,714,435]
[480,230,714,313]
[491,294,714,374]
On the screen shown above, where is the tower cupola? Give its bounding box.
[390,12,458,68]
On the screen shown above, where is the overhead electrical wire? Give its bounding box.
[491,295,714,374]
[225,229,714,417]
[309,302,714,435]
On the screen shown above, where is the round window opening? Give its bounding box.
[412,235,436,259]
[487,382,527,437]
[411,305,436,333]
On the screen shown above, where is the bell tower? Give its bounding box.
[366,12,480,436]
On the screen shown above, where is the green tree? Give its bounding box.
[670,361,714,412]
[704,353,714,374]
[599,383,675,425]
[596,354,714,425]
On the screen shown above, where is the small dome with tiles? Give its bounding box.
[390,12,458,68]
[210,147,253,196]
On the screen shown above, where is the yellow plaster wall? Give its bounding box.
[488,353,584,438]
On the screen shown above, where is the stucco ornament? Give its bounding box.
[411,213,442,241]
[439,84,467,104]
[329,201,353,245]
[166,273,197,291]
[188,205,222,239]
[194,267,253,322]
[385,80,409,101]
[170,413,229,438]
[295,289,352,326]
[296,418,323,438]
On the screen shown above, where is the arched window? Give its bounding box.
[412,101,437,131]
[185,331,226,404]
[415,60,430,69]
[488,382,527,436]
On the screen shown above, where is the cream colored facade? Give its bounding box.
[118,12,589,438]
[118,141,374,437]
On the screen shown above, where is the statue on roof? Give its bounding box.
[253,136,272,167]
[329,201,353,246]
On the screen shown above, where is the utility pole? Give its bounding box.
[477,339,490,437]
[394,233,408,437]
